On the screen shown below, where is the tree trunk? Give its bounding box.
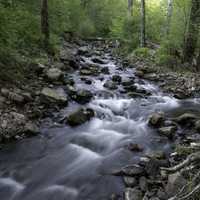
[140,0,146,47]
[183,0,200,63]
[166,0,173,36]
[41,0,49,49]
[128,0,133,18]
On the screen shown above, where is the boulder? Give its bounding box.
[124,85,138,92]
[135,70,144,78]
[122,164,145,176]
[66,108,95,127]
[92,57,107,64]
[125,188,143,200]
[80,66,100,76]
[46,68,64,82]
[103,81,118,90]
[0,112,26,141]
[165,172,187,197]
[40,87,68,106]
[24,122,40,135]
[158,126,177,139]
[122,80,135,87]
[112,75,122,83]
[149,112,165,127]
[71,90,93,104]
[128,143,143,152]
[175,113,198,125]
[101,67,110,74]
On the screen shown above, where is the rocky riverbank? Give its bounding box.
[126,57,200,100]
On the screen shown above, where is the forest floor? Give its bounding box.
[0,37,200,199]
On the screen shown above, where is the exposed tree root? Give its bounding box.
[161,150,200,200]
[161,152,200,173]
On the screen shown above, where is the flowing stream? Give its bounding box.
[0,42,200,200]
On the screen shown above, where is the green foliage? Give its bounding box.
[134,47,152,58]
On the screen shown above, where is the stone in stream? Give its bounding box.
[66,108,95,127]
[103,81,118,90]
[122,80,135,87]
[128,143,143,152]
[124,188,143,200]
[71,89,93,104]
[128,92,145,98]
[40,87,68,106]
[80,65,100,76]
[158,126,177,139]
[124,85,138,92]
[101,66,110,74]
[112,75,122,83]
[112,164,145,177]
[92,57,107,64]
[148,112,165,127]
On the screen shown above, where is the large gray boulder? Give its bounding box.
[40,87,68,106]
[66,108,95,127]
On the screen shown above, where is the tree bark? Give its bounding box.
[183,0,200,63]
[41,0,49,49]
[140,0,146,47]
[166,0,173,36]
[128,0,133,18]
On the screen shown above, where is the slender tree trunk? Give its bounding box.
[183,0,200,63]
[128,0,133,18]
[41,0,49,49]
[166,0,173,36]
[140,0,146,47]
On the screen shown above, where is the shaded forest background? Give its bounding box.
[0,0,199,81]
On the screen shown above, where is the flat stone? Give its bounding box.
[40,87,68,106]
[158,126,177,139]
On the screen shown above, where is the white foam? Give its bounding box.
[91,98,132,114]
[0,178,25,191]
[44,185,78,197]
